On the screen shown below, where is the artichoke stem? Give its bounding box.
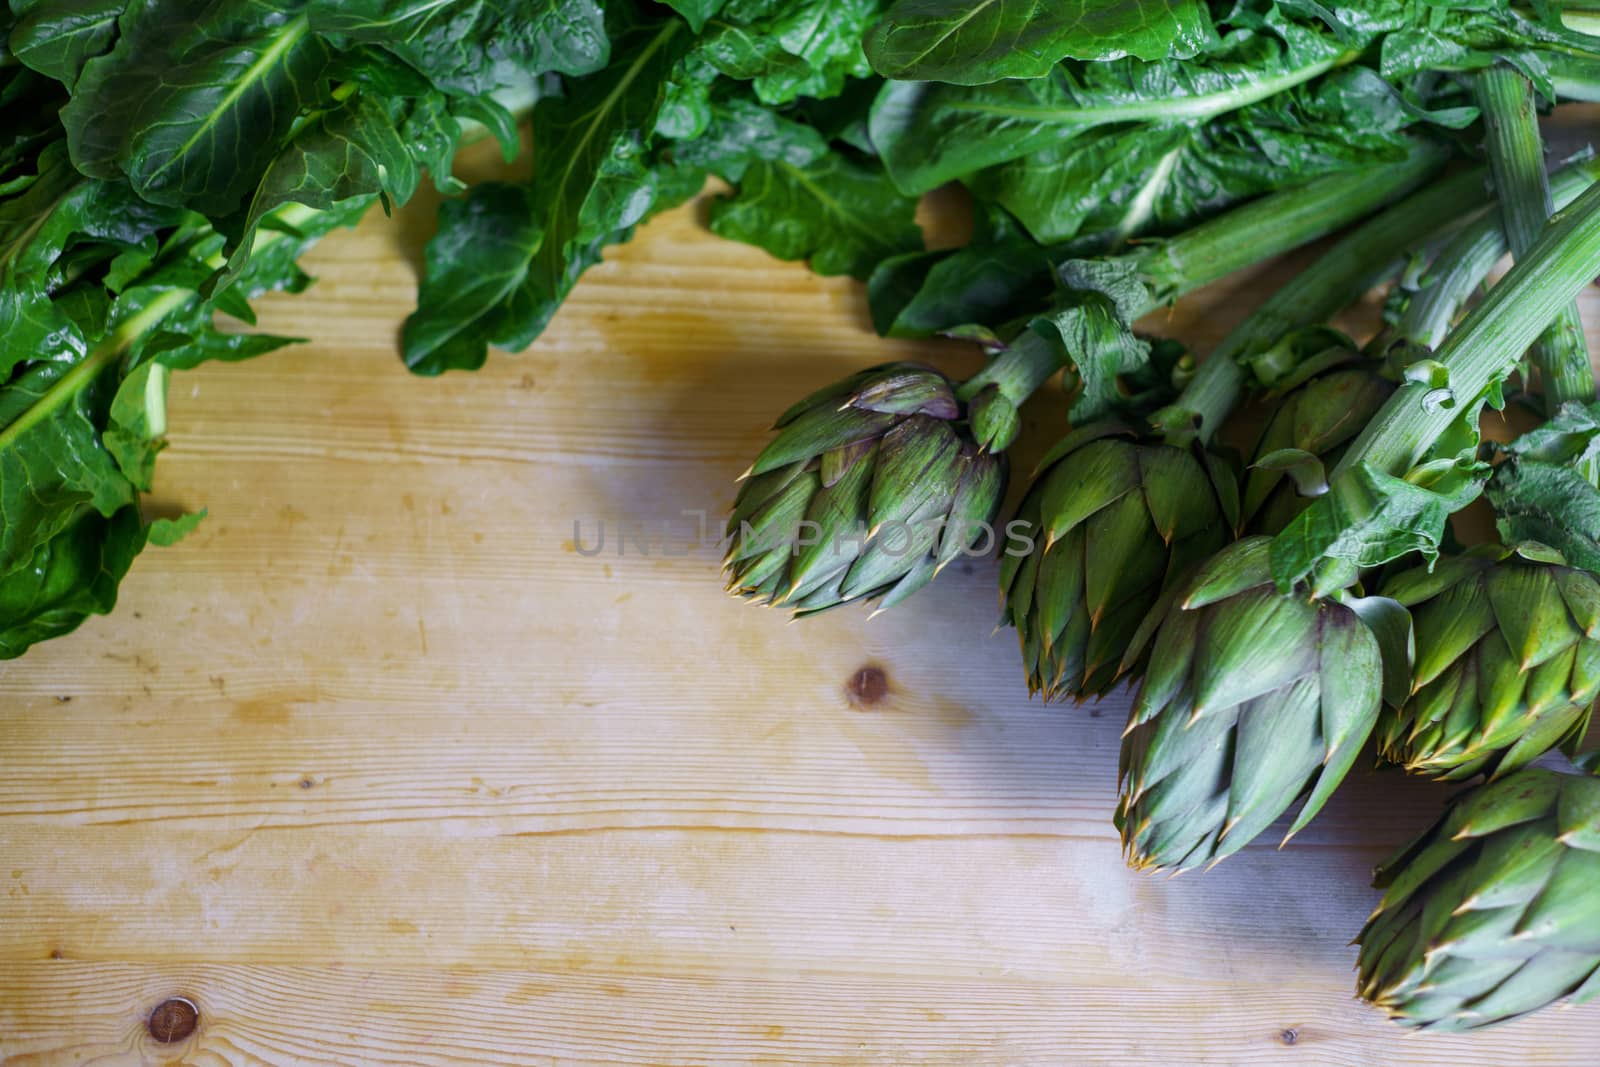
[1476,65,1595,411]
[1339,178,1600,477]
[1156,168,1491,447]
[956,328,1069,407]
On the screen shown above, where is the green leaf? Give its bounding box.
[307,0,608,95]
[1027,292,1150,423]
[1270,459,1490,590]
[966,66,1426,245]
[864,0,1213,84]
[670,97,829,184]
[8,0,125,89]
[1489,458,1600,575]
[708,150,921,281]
[868,16,1358,195]
[61,1,334,216]
[693,0,879,105]
[867,206,1055,339]
[149,508,206,546]
[660,0,726,34]
[0,505,147,659]
[401,19,684,374]
[102,360,168,492]
[217,92,420,290]
[399,181,541,374]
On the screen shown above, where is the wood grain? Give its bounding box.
[4,140,1600,1064]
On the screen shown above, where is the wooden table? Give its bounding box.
[4,160,1599,1064]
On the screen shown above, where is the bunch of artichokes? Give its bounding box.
[720,63,1600,1035]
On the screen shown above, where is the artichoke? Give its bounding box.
[1376,547,1600,781]
[1117,538,1381,872]
[999,427,1233,699]
[725,363,1006,615]
[1357,764,1600,1031]
[1243,361,1395,535]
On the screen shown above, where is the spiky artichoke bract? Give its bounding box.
[999,428,1232,699]
[1116,537,1381,872]
[725,363,1005,616]
[1376,548,1600,781]
[1244,365,1394,534]
[1358,765,1600,1031]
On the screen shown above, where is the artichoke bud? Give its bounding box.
[1376,547,1600,782]
[999,427,1233,701]
[1244,365,1395,534]
[1115,537,1383,873]
[1357,766,1600,1031]
[726,363,1006,616]
[968,384,1021,452]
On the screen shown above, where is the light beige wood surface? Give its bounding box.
[4,160,1600,1065]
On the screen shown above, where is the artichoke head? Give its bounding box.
[1244,366,1395,534]
[999,427,1231,700]
[1116,537,1381,872]
[1377,548,1600,781]
[725,363,1006,616]
[1358,766,1600,1031]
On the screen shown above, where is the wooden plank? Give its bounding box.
[4,133,1600,1062]
[3,961,1590,1067]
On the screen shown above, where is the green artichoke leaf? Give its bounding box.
[1514,848,1600,950]
[1180,536,1271,610]
[1459,824,1566,913]
[1485,564,1585,671]
[966,386,1020,453]
[1191,588,1320,714]
[1559,773,1600,852]
[1035,439,1138,543]
[1253,447,1329,499]
[1335,592,1414,708]
[1501,399,1600,467]
[1454,772,1565,839]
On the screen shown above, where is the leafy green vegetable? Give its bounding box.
[709,149,920,280]
[402,16,685,373]
[863,0,1214,84]
[60,2,333,216]
[965,67,1447,245]
[8,0,124,88]
[1489,457,1600,573]
[869,15,1360,195]
[149,508,206,546]
[0,504,146,659]
[867,207,1055,338]
[308,0,609,95]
